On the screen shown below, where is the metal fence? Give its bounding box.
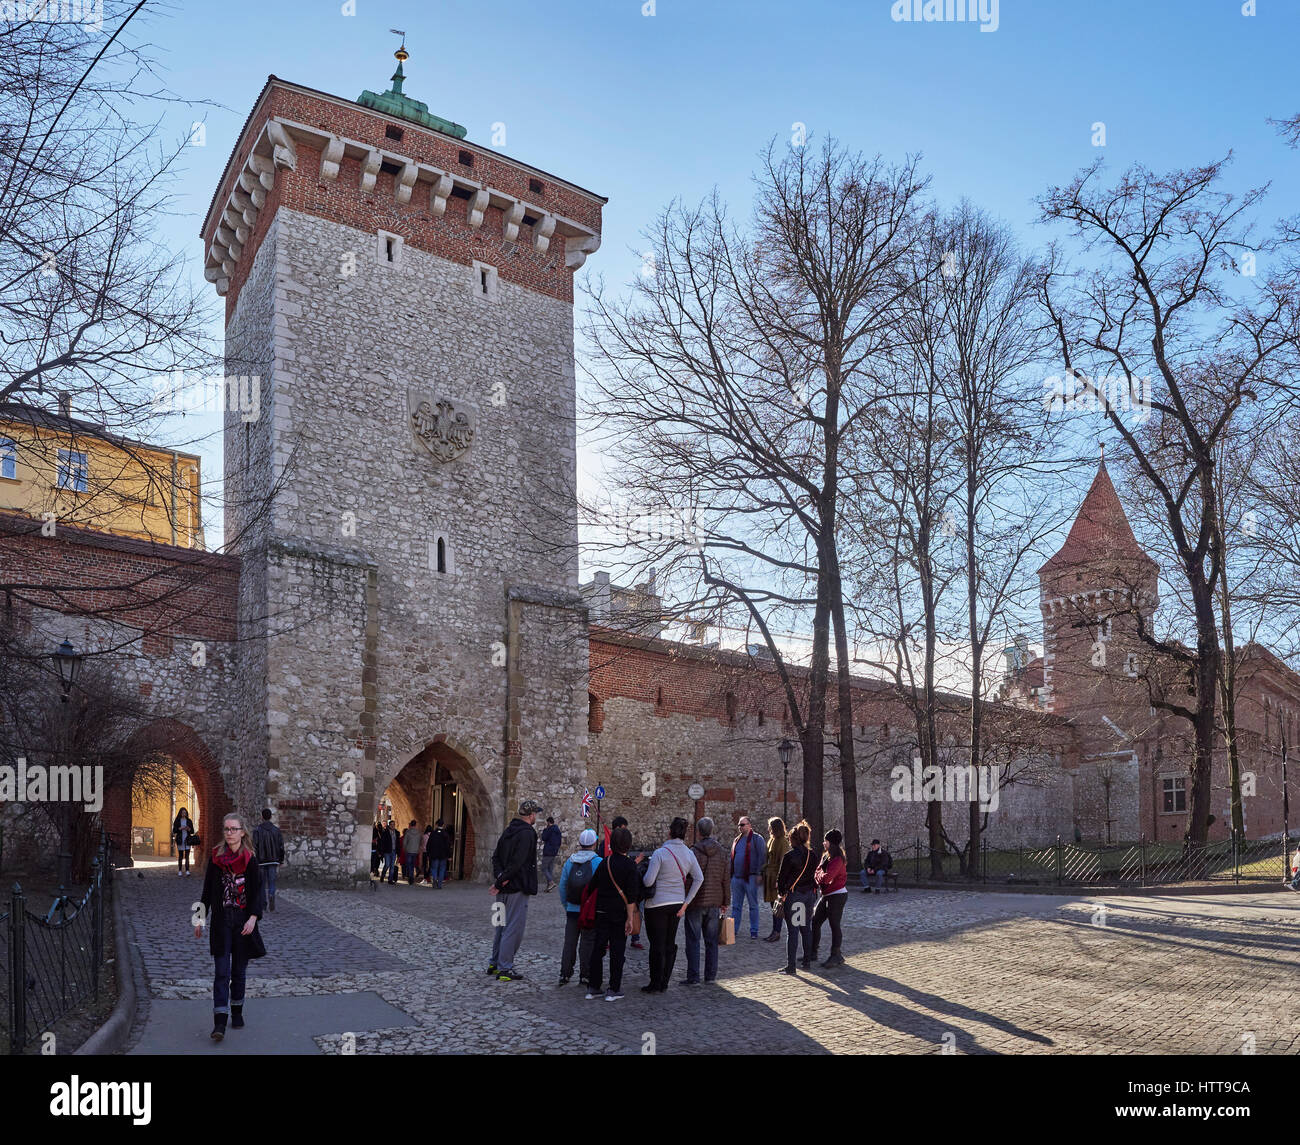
[0,830,115,1054]
[893,833,1294,888]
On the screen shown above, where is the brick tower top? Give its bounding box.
[200,50,605,312]
[1039,459,1158,609]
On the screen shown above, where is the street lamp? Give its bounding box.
[53,638,83,702]
[778,738,795,825]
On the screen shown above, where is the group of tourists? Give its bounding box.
[370,818,453,887]
[485,800,892,1000]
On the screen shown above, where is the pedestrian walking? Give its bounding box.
[585,825,642,1001]
[775,820,816,975]
[252,808,286,912]
[640,817,704,993]
[427,819,451,887]
[729,814,768,939]
[557,827,602,985]
[376,820,395,883]
[762,817,789,941]
[683,816,730,985]
[402,820,422,885]
[386,822,401,884]
[487,798,543,981]
[419,824,432,883]
[173,808,196,876]
[370,820,383,877]
[194,813,265,1041]
[540,816,563,892]
[809,828,848,968]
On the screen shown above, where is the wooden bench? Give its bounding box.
[861,869,899,893]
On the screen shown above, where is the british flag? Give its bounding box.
[581,789,592,818]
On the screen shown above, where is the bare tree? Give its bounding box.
[1040,157,1300,845]
[582,140,928,853]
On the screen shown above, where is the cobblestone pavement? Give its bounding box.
[121,860,1300,1054]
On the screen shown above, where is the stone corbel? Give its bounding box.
[249,155,276,192]
[502,201,524,242]
[238,169,267,208]
[467,188,489,229]
[231,190,258,229]
[360,150,382,194]
[534,215,557,253]
[216,227,241,261]
[395,162,418,204]
[221,257,235,276]
[430,172,453,216]
[267,121,298,171]
[320,136,344,182]
[565,233,601,270]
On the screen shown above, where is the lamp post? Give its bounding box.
[51,639,83,891]
[53,637,83,701]
[778,738,794,825]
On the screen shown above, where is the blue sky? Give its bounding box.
[139,0,1300,573]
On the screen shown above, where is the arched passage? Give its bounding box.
[379,737,497,881]
[104,719,231,870]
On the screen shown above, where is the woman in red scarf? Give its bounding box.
[194,813,265,1041]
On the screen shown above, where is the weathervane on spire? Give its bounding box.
[389,29,408,94]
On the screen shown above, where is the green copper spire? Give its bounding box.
[358,35,467,140]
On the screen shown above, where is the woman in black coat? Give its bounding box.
[172,808,196,876]
[195,813,264,1041]
[775,820,817,976]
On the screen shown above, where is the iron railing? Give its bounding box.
[1,830,115,1053]
[894,832,1293,888]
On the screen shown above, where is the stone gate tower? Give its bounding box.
[201,50,604,881]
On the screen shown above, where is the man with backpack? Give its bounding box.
[861,839,892,892]
[556,828,602,986]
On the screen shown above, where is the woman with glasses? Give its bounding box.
[194,813,265,1041]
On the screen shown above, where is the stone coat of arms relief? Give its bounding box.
[408,391,475,462]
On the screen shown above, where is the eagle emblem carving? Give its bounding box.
[408,391,475,463]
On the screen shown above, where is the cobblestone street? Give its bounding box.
[121,861,1300,1055]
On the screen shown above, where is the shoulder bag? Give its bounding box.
[773,849,811,922]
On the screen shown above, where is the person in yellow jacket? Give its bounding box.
[762,817,790,941]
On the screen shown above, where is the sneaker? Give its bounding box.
[630,939,645,950]
[683,978,701,987]
[605,992,624,1002]
[750,933,758,939]
[557,976,570,986]
[585,991,600,1000]
[497,969,524,982]
[821,952,846,968]
[177,871,185,877]
[485,964,498,976]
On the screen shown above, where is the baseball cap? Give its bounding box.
[579,828,597,847]
[518,798,544,815]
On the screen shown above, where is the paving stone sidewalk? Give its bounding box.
[120,860,1300,1055]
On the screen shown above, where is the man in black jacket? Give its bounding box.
[427,818,452,888]
[252,809,286,912]
[487,798,542,981]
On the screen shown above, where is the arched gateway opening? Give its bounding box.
[102,720,231,870]
[380,739,495,881]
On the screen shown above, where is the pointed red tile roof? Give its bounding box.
[1040,461,1156,577]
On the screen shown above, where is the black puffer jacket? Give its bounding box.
[492,818,539,895]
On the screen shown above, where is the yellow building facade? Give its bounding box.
[0,403,203,548]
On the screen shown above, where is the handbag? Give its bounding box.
[773,849,811,922]
[720,915,736,945]
[188,833,201,848]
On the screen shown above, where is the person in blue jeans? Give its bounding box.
[861,839,890,892]
[729,815,767,938]
[427,818,452,888]
[684,817,730,984]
